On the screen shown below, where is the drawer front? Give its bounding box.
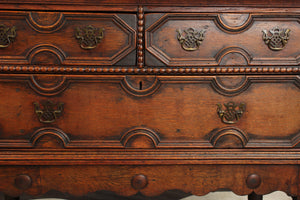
[0,165,297,197]
[145,13,300,66]
[0,11,136,65]
[0,75,299,154]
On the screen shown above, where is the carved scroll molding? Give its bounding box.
[214,47,252,65]
[28,75,69,96]
[216,14,253,33]
[120,127,160,148]
[209,127,249,148]
[26,44,66,65]
[120,75,161,97]
[26,12,65,33]
[30,127,70,148]
[211,75,300,96]
[211,76,250,96]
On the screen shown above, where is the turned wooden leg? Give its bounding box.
[248,192,263,200]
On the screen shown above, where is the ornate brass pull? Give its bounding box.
[217,101,245,124]
[0,24,16,48]
[177,28,205,51]
[75,25,104,50]
[262,27,290,51]
[34,100,64,124]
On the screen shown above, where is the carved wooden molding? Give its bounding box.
[120,75,161,97]
[216,13,252,33]
[0,64,299,75]
[26,12,65,33]
[137,6,144,68]
[209,127,249,148]
[30,127,70,148]
[0,150,299,165]
[28,75,69,96]
[26,44,66,65]
[25,74,297,97]
[120,127,160,148]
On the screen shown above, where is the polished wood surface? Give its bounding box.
[0,0,299,199]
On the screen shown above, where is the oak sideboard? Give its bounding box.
[0,0,299,199]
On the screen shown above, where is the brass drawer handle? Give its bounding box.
[217,101,245,124]
[75,25,104,50]
[34,100,64,124]
[177,28,205,51]
[0,24,16,48]
[262,27,290,51]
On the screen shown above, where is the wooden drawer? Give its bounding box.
[0,74,298,155]
[0,165,297,197]
[145,13,300,66]
[0,11,136,65]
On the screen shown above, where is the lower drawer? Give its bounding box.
[0,74,298,164]
[0,165,298,198]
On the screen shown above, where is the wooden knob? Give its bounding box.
[14,174,32,190]
[131,174,148,190]
[246,174,261,189]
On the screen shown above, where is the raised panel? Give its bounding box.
[0,11,136,65]
[0,75,298,151]
[145,13,300,66]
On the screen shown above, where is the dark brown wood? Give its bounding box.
[1,0,300,9]
[248,192,263,200]
[0,11,136,66]
[145,13,300,67]
[0,75,298,154]
[246,174,262,189]
[14,175,32,191]
[0,165,297,197]
[131,174,148,190]
[0,0,299,199]
[20,190,190,200]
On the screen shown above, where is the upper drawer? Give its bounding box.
[0,11,136,65]
[145,13,300,66]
